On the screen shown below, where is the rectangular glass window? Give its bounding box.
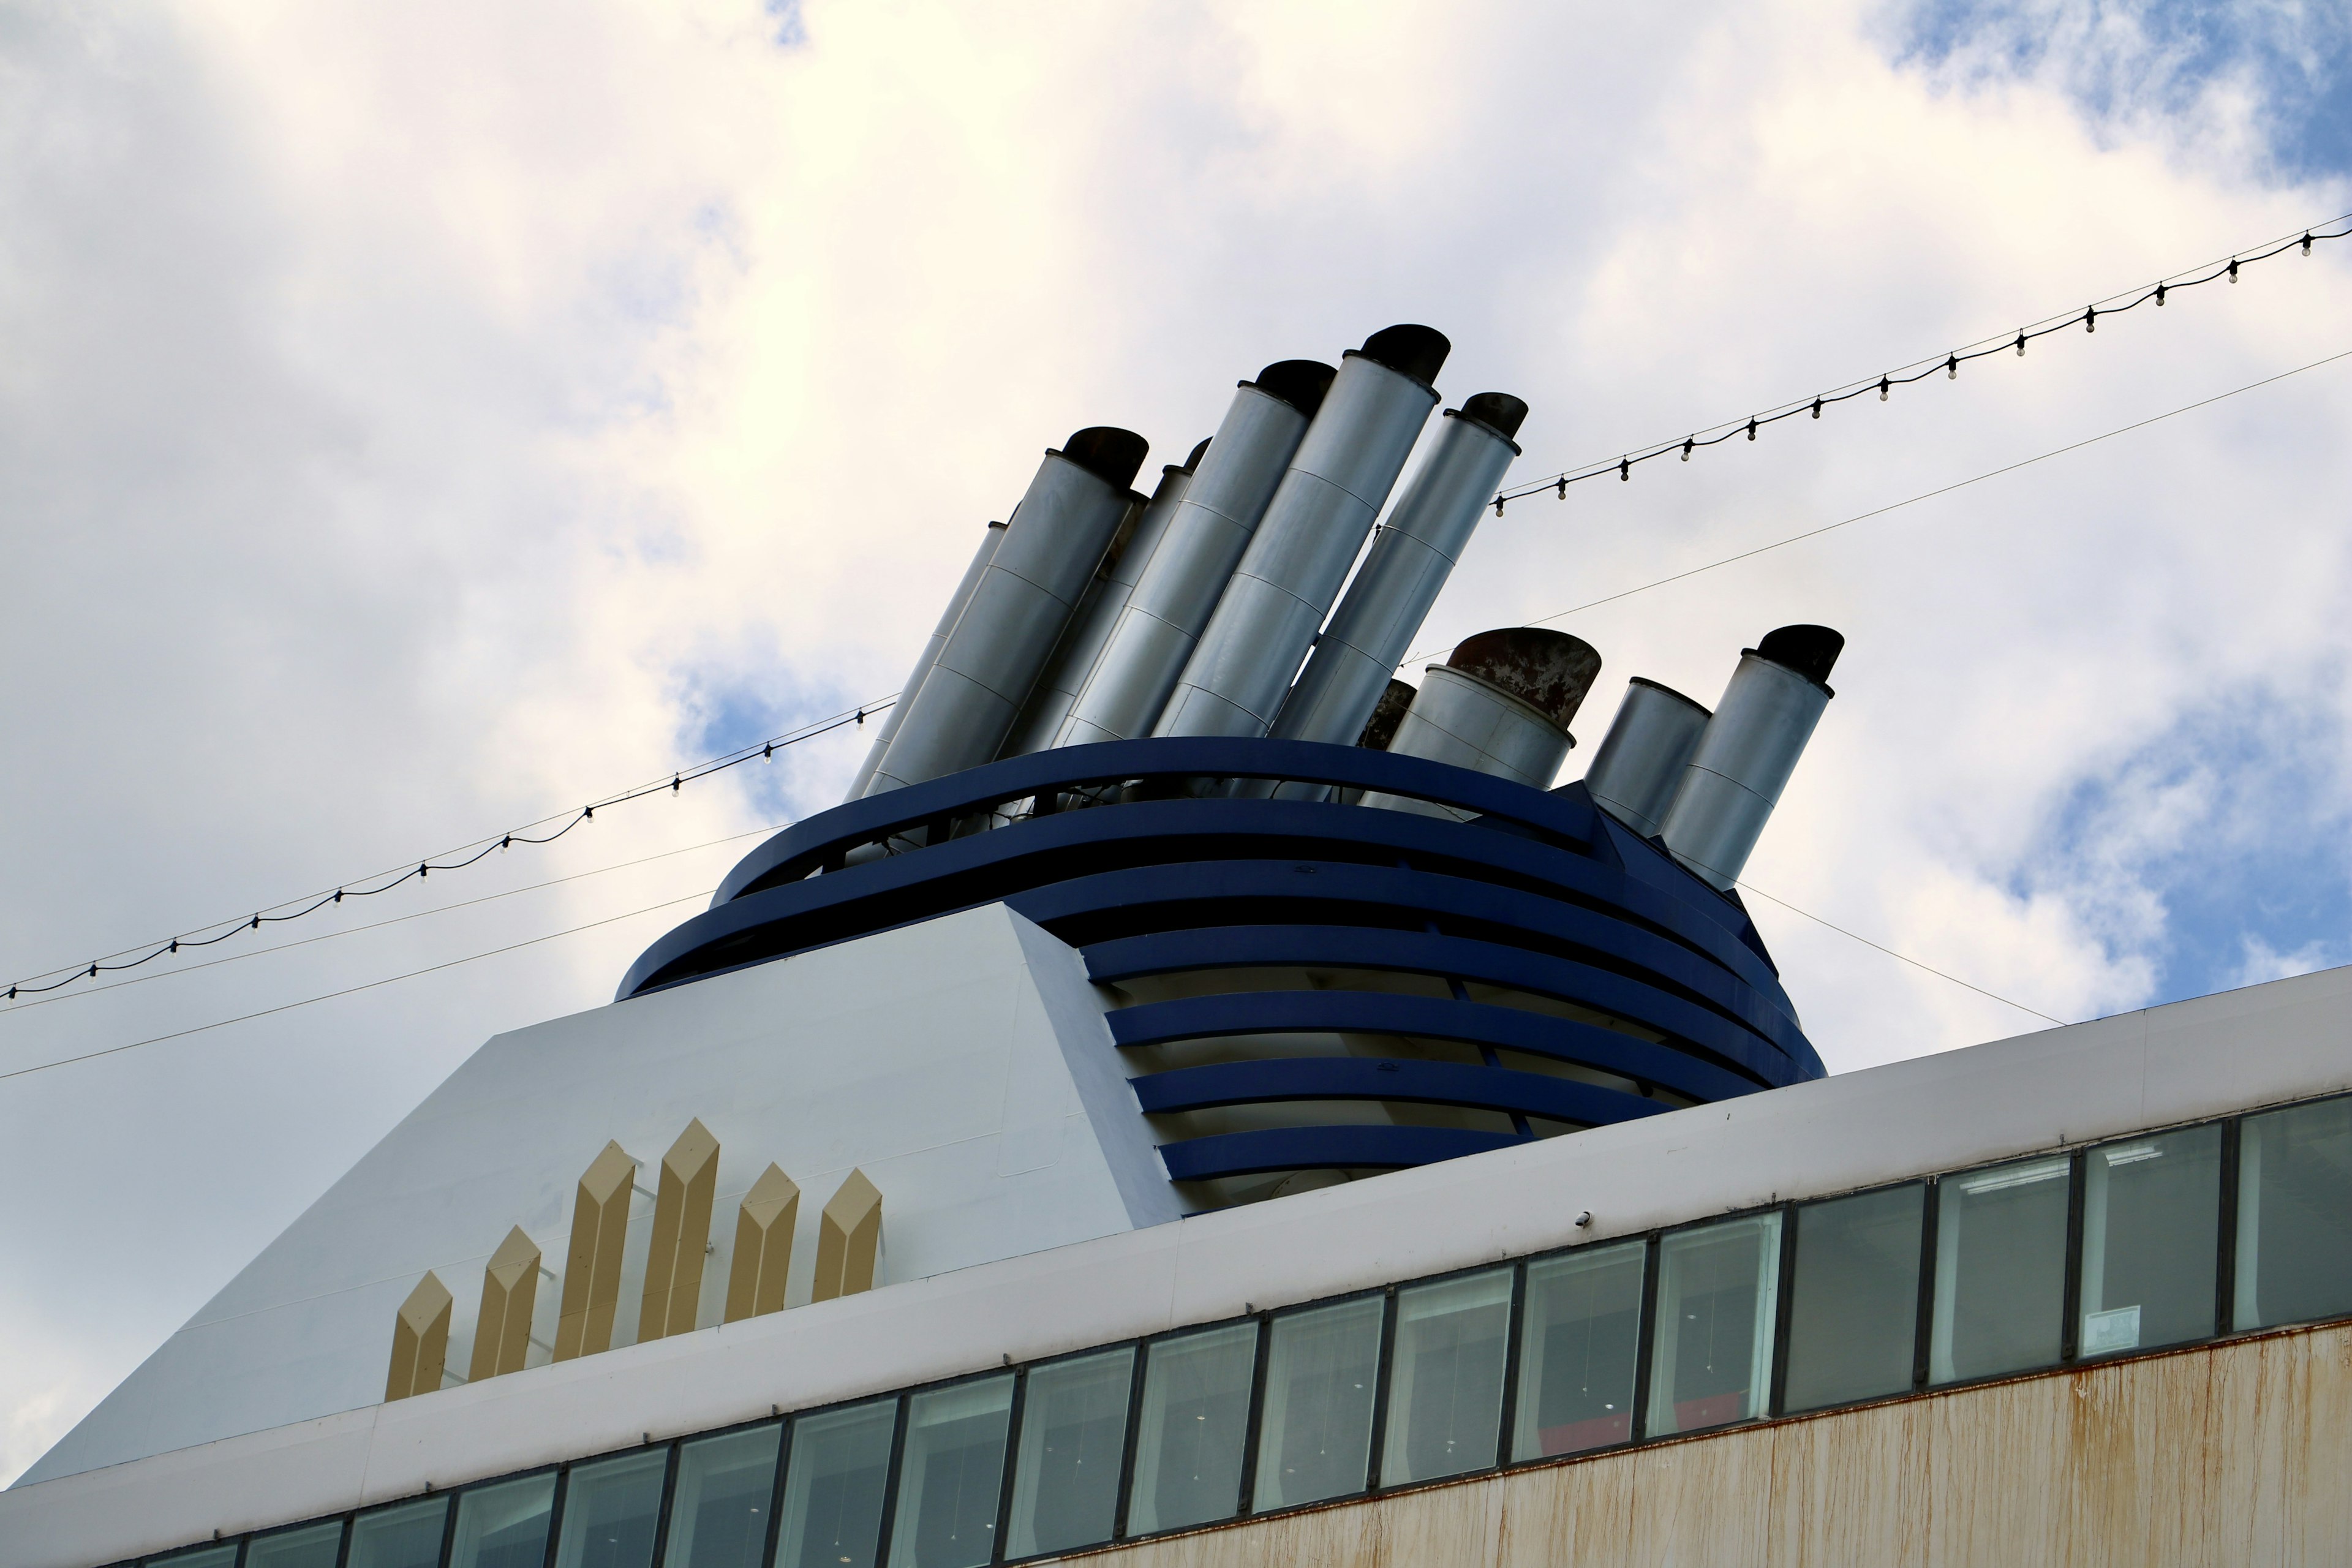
[1931,1155,2070,1384]
[887,1376,1013,1568]
[1252,1296,1381,1510]
[1006,1349,1133,1558]
[450,1473,556,1568]
[148,1550,239,1568]
[1647,1213,1781,1435]
[665,1425,782,1568]
[777,1399,898,1568]
[554,1449,668,1568]
[2237,1096,2352,1331]
[1124,1322,1256,1536]
[1782,1185,1924,1412]
[246,1522,345,1568]
[1380,1268,1510,1485]
[1512,1242,1643,1459]
[348,1498,450,1568]
[2080,1126,2222,1355]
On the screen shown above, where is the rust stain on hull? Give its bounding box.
[1076,1322,2352,1568]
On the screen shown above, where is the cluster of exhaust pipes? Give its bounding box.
[845,322,1842,897]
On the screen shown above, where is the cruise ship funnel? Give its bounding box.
[846,520,1005,801]
[1581,677,1713,839]
[1361,626,1600,816]
[864,428,1147,795]
[1001,439,1205,758]
[1658,624,1843,890]
[1270,391,1526,749]
[1154,326,1447,739]
[1054,363,1333,747]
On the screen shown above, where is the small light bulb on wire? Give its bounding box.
[2156,282,2167,306]
[1745,417,1757,442]
[2085,306,2097,334]
[1810,397,1822,420]
[2015,331,2027,356]
[1681,435,1694,461]
[1878,375,1890,401]
[2229,258,2240,282]
[1946,354,1958,380]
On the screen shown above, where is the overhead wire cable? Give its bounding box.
[1485,210,2352,512]
[1404,343,2352,666]
[0,823,785,1016]
[2,701,891,1000]
[0,891,712,1084]
[1737,881,2068,1027]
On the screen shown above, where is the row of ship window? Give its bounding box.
[139,1090,2352,1568]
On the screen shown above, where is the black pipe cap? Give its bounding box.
[1456,392,1528,441]
[1180,436,1212,472]
[1250,360,1338,418]
[1755,624,1844,687]
[1357,324,1450,386]
[1057,427,1150,491]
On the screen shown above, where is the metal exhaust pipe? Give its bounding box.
[1001,439,1206,758]
[1360,627,1601,817]
[1054,363,1335,747]
[845,520,1006,801]
[1580,677,1711,839]
[1357,678,1418,752]
[1155,325,1449,739]
[1270,391,1526,748]
[864,428,1148,795]
[1657,625,1843,890]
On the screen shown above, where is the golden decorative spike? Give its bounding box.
[554,1141,636,1360]
[468,1227,542,1382]
[812,1168,883,1303]
[385,1270,453,1402]
[724,1164,800,1323]
[638,1119,721,1342]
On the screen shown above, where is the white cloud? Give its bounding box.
[3,0,2350,1483]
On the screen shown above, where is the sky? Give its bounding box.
[4,0,2351,1487]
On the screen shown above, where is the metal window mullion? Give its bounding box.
[2216,1118,2243,1336]
[2060,1152,2088,1363]
[1768,1202,1799,1416]
[869,1396,911,1568]
[435,1490,461,1568]
[1627,1235,1663,1442]
[1362,1289,1401,1490]
[758,1417,792,1568]
[1912,1182,1940,1392]
[1493,1261,1529,1468]
[330,1516,355,1568]
[989,1370,1028,1564]
[1109,1341,1150,1540]
[644,1442,683,1568]
[537,1466,570,1568]
[1234,1313,1273,1515]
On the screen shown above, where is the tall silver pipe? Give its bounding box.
[1154,325,1449,739]
[1657,625,1844,890]
[1054,363,1334,747]
[1001,440,1205,758]
[864,428,1148,796]
[845,521,1006,801]
[1270,392,1525,748]
[1580,677,1711,839]
[1360,628,1601,818]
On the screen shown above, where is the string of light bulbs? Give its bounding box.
[13,216,2346,1007]
[1487,212,2352,513]
[2,704,891,1002]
